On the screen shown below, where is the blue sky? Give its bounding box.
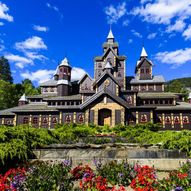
[0,0,191,86]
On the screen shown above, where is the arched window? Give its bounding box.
[52,117,57,124]
[183,116,189,124]
[174,116,180,124]
[141,114,147,123]
[158,116,162,123]
[78,114,84,123]
[32,117,38,124]
[63,68,67,74]
[98,63,102,68]
[141,69,144,73]
[44,88,48,92]
[23,117,29,124]
[50,87,54,92]
[65,115,71,123]
[118,72,121,77]
[165,116,171,124]
[42,117,48,124]
[60,68,63,72]
[146,69,150,74]
[5,119,12,125]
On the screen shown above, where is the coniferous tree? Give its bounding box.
[0,56,13,83]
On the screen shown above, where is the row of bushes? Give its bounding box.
[1,159,191,191]
[0,123,191,170]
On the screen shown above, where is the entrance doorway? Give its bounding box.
[98,109,111,126]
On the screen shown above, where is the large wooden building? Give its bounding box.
[0,29,191,129]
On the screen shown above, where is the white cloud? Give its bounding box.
[0,21,4,26]
[15,36,47,51]
[5,54,33,69]
[21,69,55,84]
[122,19,129,26]
[132,0,191,25]
[140,0,152,4]
[46,2,63,19]
[147,33,157,39]
[0,2,13,22]
[0,44,4,51]
[24,51,47,61]
[183,25,191,40]
[128,39,133,44]
[166,19,186,33]
[155,47,191,68]
[20,67,86,84]
[131,29,142,38]
[104,2,126,24]
[33,25,49,32]
[71,67,86,81]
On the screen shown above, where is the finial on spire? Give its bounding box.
[59,57,71,67]
[140,46,148,58]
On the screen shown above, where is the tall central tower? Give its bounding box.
[94,29,126,89]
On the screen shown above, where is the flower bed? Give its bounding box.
[1,159,191,191]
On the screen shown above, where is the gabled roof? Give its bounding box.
[40,79,58,87]
[130,75,165,84]
[93,70,120,87]
[80,88,129,110]
[78,73,93,84]
[136,57,153,67]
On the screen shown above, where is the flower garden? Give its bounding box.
[1,123,191,190]
[1,159,191,191]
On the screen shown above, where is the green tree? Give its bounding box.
[21,79,40,95]
[0,80,20,110]
[0,56,13,83]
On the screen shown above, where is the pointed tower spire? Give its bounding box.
[107,29,114,39]
[140,47,148,58]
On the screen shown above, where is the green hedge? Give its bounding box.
[0,123,191,170]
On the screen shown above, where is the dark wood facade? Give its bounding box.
[0,29,191,129]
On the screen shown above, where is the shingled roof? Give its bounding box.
[130,75,165,84]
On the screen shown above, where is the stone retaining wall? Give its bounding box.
[32,143,188,171]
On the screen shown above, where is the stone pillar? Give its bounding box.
[59,112,62,124]
[180,113,183,128]
[171,113,174,128]
[29,115,32,126]
[134,93,136,106]
[39,114,42,128]
[146,84,149,91]
[48,114,51,129]
[121,108,125,125]
[2,118,4,125]
[154,85,156,91]
[136,111,139,124]
[85,110,89,125]
[150,110,153,123]
[162,113,165,128]
[73,112,76,123]
[13,114,17,126]
[162,84,165,91]
[112,109,115,127]
[94,109,98,125]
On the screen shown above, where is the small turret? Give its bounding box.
[18,94,28,106]
[57,57,72,96]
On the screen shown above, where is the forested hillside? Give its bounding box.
[165,77,191,94]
